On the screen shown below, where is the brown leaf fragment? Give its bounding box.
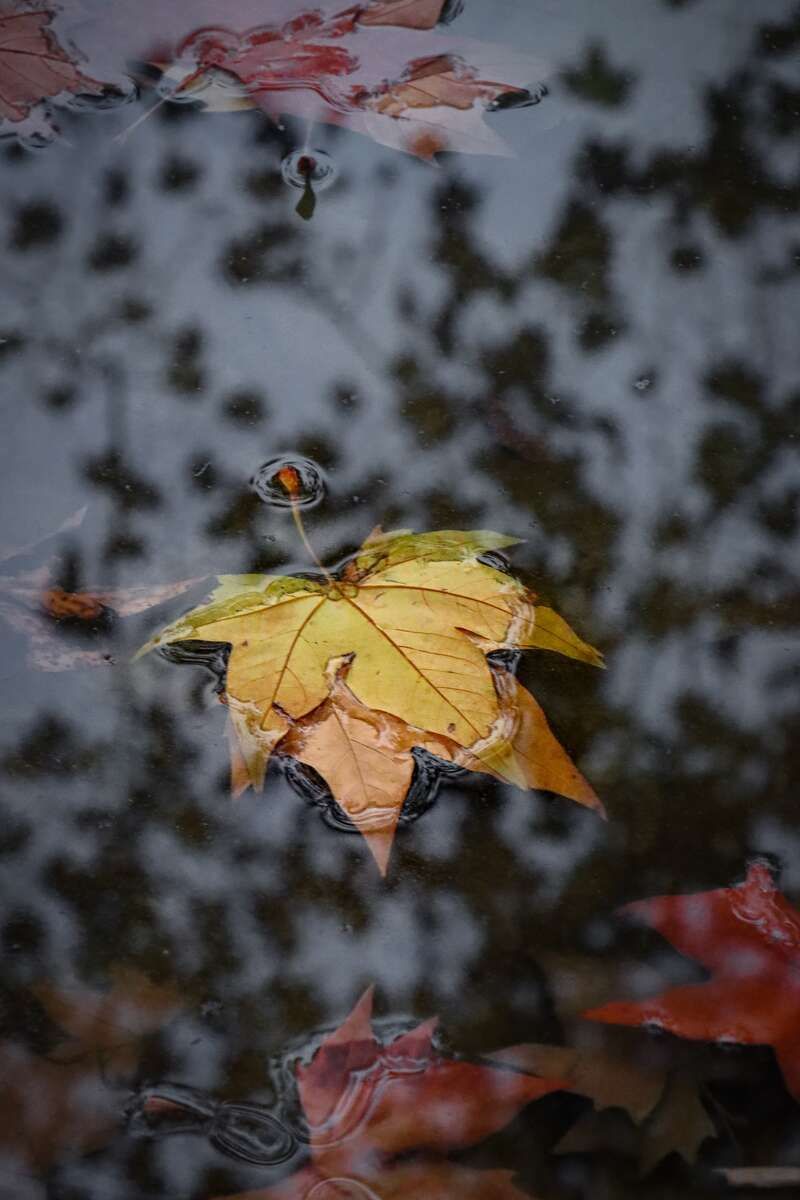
[550,1066,715,1173]
[489,1042,664,1124]
[370,55,520,117]
[554,1105,639,1159]
[639,1071,716,1175]
[0,570,204,671]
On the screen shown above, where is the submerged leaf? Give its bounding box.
[215,988,563,1197]
[493,1042,716,1172]
[0,10,104,123]
[0,970,181,1172]
[584,862,800,1101]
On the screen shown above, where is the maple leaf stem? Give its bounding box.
[113,94,169,144]
[291,499,336,586]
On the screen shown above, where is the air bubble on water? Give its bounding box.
[439,0,466,24]
[126,1085,296,1165]
[15,116,60,151]
[281,149,337,192]
[633,375,652,392]
[65,77,139,112]
[487,81,548,111]
[157,62,249,107]
[211,1103,296,1165]
[478,550,512,575]
[251,455,325,509]
[158,640,230,691]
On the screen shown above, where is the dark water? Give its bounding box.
[1,1,799,1197]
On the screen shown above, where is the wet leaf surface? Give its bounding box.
[141,527,602,872]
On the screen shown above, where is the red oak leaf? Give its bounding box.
[215,987,564,1197]
[297,987,563,1173]
[584,862,800,1101]
[0,8,104,123]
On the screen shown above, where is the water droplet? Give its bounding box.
[281,149,337,193]
[251,456,325,509]
[439,0,466,24]
[17,124,59,152]
[478,550,512,574]
[211,1103,296,1165]
[159,640,230,691]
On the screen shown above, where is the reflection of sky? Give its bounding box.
[1,0,800,1194]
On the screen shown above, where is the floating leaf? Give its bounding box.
[141,526,602,872]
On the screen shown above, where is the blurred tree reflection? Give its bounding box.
[0,1,799,1194]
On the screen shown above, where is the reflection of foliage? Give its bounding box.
[0,3,799,1194]
[561,42,635,107]
[537,199,613,301]
[578,72,800,239]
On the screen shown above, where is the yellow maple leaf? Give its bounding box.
[139,528,603,872]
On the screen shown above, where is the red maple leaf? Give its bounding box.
[0,8,104,123]
[583,862,800,1101]
[216,987,565,1198]
[148,0,543,160]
